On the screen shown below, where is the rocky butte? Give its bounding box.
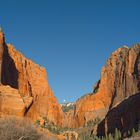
[0,30,65,126]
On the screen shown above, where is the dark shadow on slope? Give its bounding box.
[109,90,117,110]
[97,92,140,137]
[1,43,18,89]
[134,53,140,90]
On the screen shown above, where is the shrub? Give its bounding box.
[35,117,69,135]
[93,80,100,94]
[127,130,131,137]
[35,119,40,126]
[86,117,101,127]
[138,123,140,131]
[0,117,47,140]
[131,128,136,137]
[114,128,122,140]
[78,132,101,140]
[43,117,49,124]
[62,104,74,113]
[47,124,60,135]
[94,88,99,93]
[108,133,114,140]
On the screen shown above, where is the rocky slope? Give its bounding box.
[0,31,64,126]
[66,45,140,128]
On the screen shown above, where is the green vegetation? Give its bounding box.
[138,123,140,130]
[131,128,136,137]
[78,132,97,140]
[114,128,122,140]
[127,130,131,137]
[126,127,140,138]
[35,117,140,140]
[61,104,75,113]
[34,115,140,140]
[35,119,40,126]
[45,124,69,135]
[35,117,69,135]
[94,88,99,94]
[86,117,101,127]
[34,116,139,140]
[93,80,100,94]
[78,128,122,140]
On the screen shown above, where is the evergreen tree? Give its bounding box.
[108,133,114,140]
[131,128,136,137]
[128,130,131,137]
[114,128,120,140]
[138,123,140,131]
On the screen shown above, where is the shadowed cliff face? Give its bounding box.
[0,31,18,88]
[0,32,4,83]
[97,92,140,136]
[1,43,18,89]
[0,31,64,126]
[134,53,140,90]
[66,45,140,128]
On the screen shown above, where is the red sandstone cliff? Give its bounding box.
[67,45,140,128]
[0,31,64,126]
[1,29,140,132]
[97,45,140,136]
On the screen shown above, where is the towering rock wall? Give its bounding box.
[67,45,140,128]
[1,29,140,130]
[0,31,64,126]
[97,45,140,136]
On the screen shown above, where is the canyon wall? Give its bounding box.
[0,31,64,126]
[1,30,140,132]
[67,45,140,128]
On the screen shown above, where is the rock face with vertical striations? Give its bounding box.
[67,45,140,129]
[0,31,64,126]
[1,29,140,132]
[97,45,140,136]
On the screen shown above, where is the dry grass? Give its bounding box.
[0,117,47,140]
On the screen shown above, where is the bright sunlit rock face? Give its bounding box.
[0,31,65,126]
[65,45,140,129]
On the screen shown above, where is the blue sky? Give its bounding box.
[0,0,140,103]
